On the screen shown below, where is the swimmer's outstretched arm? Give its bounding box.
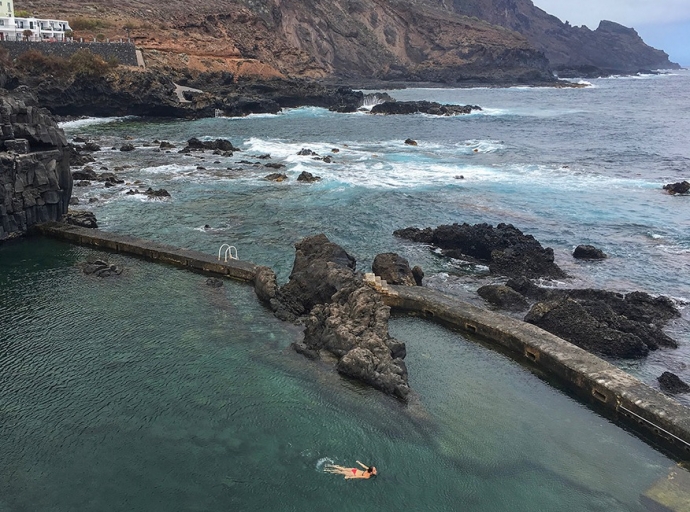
[356,461,368,470]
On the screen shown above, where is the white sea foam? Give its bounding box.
[59,116,133,130]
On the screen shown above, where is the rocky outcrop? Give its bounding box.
[658,372,690,394]
[507,277,680,358]
[394,222,566,279]
[370,102,481,116]
[372,253,417,287]
[663,181,690,195]
[573,244,607,259]
[0,88,71,241]
[254,234,410,399]
[437,2,679,73]
[477,284,529,311]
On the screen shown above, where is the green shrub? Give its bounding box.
[16,49,69,77]
[68,49,116,77]
[14,9,31,17]
[69,17,112,31]
[95,33,106,42]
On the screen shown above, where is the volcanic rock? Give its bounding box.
[658,372,690,394]
[372,253,417,286]
[663,181,690,195]
[477,284,529,311]
[395,222,566,280]
[64,211,98,229]
[573,244,607,259]
[265,173,288,182]
[371,101,481,116]
[297,171,321,183]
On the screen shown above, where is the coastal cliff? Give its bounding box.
[15,0,677,84]
[0,88,71,240]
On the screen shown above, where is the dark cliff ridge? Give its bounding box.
[434,0,679,73]
[0,87,71,241]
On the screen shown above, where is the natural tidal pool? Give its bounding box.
[0,238,682,511]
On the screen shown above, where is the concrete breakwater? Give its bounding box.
[34,222,690,460]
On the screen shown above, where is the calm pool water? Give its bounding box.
[0,238,681,511]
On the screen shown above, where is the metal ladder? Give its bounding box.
[218,244,238,262]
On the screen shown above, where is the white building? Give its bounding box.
[0,0,72,42]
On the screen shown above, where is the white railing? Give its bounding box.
[217,244,238,262]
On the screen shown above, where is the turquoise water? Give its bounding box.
[0,238,681,510]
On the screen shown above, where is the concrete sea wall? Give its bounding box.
[32,222,690,460]
[0,41,139,66]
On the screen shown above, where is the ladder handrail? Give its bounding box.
[224,246,238,261]
[218,244,231,260]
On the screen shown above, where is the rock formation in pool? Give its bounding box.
[0,88,71,241]
[505,277,680,358]
[394,222,566,280]
[254,234,410,399]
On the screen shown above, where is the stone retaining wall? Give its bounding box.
[0,41,139,66]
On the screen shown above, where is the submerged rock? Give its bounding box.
[82,259,122,277]
[371,101,481,116]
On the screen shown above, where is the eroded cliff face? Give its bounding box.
[437,0,679,72]
[17,0,554,83]
[0,88,71,240]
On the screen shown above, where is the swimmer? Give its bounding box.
[324,460,377,480]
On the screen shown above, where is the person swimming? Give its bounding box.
[324,460,377,480]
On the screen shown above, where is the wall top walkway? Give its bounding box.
[383,284,690,460]
[34,222,258,282]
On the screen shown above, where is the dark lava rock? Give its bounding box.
[573,244,607,259]
[404,138,418,146]
[297,148,317,156]
[64,211,98,228]
[264,162,286,169]
[69,197,79,205]
[73,136,87,143]
[120,143,135,152]
[525,299,650,358]
[83,259,122,278]
[663,181,690,195]
[160,141,175,149]
[395,222,566,280]
[297,171,321,183]
[256,153,271,159]
[477,284,529,311]
[265,173,288,182]
[67,144,96,167]
[145,187,171,198]
[412,266,424,286]
[186,137,239,152]
[371,101,481,116]
[255,234,409,398]
[206,277,224,288]
[81,142,101,152]
[72,168,98,181]
[372,253,417,286]
[658,372,690,394]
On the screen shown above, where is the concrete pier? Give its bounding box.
[382,284,690,460]
[33,222,690,460]
[34,222,258,282]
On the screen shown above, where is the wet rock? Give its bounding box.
[185,137,239,152]
[372,253,417,286]
[663,181,690,195]
[64,211,98,228]
[145,187,171,198]
[120,143,135,152]
[395,222,566,280]
[297,171,321,183]
[525,298,650,358]
[331,148,340,153]
[256,153,271,159]
[573,244,607,259]
[264,162,286,169]
[265,173,288,182]
[404,138,418,146]
[69,197,80,205]
[159,141,175,149]
[72,168,98,181]
[206,277,224,288]
[412,265,424,286]
[658,372,690,394]
[81,142,101,152]
[371,101,482,116]
[83,258,122,277]
[298,148,317,156]
[477,284,529,311]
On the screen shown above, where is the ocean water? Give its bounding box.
[1,71,690,510]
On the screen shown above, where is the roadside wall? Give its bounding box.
[0,41,138,66]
